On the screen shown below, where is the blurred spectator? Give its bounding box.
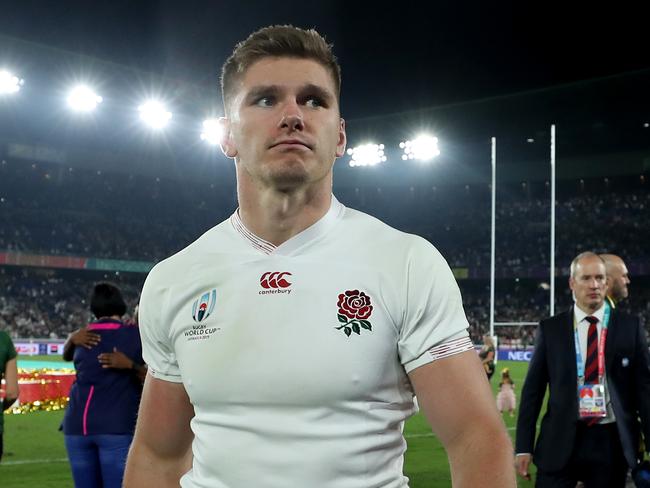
[0,328,18,462]
[62,283,144,488]
[479,334,496,380]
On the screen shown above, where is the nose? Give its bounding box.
[279,101,304,131]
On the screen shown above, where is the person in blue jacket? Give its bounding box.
[62,283,145,488]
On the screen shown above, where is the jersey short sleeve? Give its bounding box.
[138,267,183,383]
[398,237,473,373]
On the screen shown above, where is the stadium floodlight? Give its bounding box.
[0,70,24,94]
[346,143,386,167]
[200,118,223,145]
[66,85,103,112]
[399,134,440,161]
[138,100,172,129]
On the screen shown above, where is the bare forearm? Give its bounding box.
[447,424,515,487]
[124,442,192,487]
[408,352,515,486]
[125,374,195,486]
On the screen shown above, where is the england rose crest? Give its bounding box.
[335,289,373,337]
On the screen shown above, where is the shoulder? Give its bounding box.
[537,309,573,338]
[145,219,231,285]
[339,207,457,289]
[120,322,141,334]
[116,324,142,348]
[611,308,637,323]
[340,206,445,261]
[540,309,572,327]
[341,206,422,242]
[0,330,14,347]
[610,309,641,334]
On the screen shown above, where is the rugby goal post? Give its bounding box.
[488,126,556,339]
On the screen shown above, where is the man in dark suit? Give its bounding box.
[515,251,650,487]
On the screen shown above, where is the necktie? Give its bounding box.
[584,316,601,426]
[584,316,599,384]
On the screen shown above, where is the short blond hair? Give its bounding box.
[220,25,341,114]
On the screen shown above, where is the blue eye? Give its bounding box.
[255,96,275,107]
[305,97,324,108]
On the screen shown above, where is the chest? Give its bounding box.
[547,317,634,378]
[165,258,408,407]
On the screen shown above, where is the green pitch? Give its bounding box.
[2,358,535,487]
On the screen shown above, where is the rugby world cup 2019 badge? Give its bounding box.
[186,289,220,341]
[192,289,217,322]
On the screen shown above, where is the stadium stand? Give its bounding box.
[2,158,649,266]
[1,158,648,341]
[0,267,142,339]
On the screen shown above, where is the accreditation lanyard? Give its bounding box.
[574,302,611,384]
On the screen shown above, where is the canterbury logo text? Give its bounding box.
[259,272,293,295]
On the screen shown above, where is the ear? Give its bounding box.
[219,117,238,159]
[335,118,347,158]
[568,276,575,293]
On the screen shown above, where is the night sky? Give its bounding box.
[2,0,648,120]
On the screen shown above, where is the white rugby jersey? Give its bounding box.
[139,196,472,488]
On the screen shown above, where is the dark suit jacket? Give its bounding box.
[515,306,650,472]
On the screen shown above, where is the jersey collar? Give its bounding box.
[230,195,345,256]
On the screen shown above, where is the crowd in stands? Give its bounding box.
[0,267,142,339]
[1,159,649,272]
[0,160,235,261]
[1,266,648,344]
[355,186,650,273]
[1,159,648,341]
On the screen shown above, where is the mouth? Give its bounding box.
[270,139,312,150]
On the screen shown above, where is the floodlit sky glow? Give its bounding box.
[399,134,440,161]
[200,118,222,145]
[138,100,172,129]
[67,85,103,112]
[0,70,23,94]
[347,143,387,167]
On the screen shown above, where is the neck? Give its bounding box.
[236,168,333,246]
[575,302,603,314]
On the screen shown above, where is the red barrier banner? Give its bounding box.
[7,370,76,414]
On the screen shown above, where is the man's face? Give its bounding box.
[607,260,630,301]
[569,257,607,312]
[221,57,346,191]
